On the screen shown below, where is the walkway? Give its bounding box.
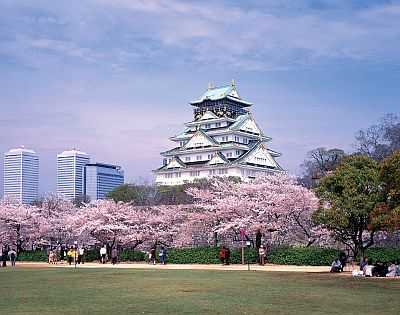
[16,262,331,273]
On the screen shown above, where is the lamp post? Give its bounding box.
[246,241,251,271]
[74,241,78,269]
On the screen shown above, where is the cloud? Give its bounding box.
[2,1,400,71]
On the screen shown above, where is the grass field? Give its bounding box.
[0,268,399,315]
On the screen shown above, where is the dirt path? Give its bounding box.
[15,261,332,273]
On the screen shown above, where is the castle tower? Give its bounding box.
[154,82,282,185]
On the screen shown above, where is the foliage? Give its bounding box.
[379,150,400,215]
[355,113,400,161]
[300,147,345,188]
[119,249,146,262]
[267,246,342,266]
[365,247,400,264]
[16,250,47,262]
[185,174,329,247]
[106,184,153,204]
[314,155,382,257]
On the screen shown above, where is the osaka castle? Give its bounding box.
[154,81,283,185]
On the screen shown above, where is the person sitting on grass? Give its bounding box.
[330,258,342,273]
[373,262,388,277]
[386,261,397,277]
[363,258,374,277]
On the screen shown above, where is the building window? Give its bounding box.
[235,136,239,142]
[208,154,212,159]
[185,157,191,162]
[174,173,181,178]
[226,152,232,158]
[190,171,200,177]
[196,155,202,161]
[204,124,211,129]
[208,169,217,176]
[236,150,241,156]
[218,169,228,175]
[215,122,221,127]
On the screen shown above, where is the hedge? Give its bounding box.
[15,247,400,266]
[365,248,400,264]
[267,247,342,266]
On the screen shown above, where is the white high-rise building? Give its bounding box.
[83,163,124,201]
[154,81,283,185]
[3,147,39,204]
[57,149,90,200]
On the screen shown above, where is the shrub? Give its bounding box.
[119,249,146,262]
[17,250,47,262]
[267,247,342,266]
[365,248,400,264]
[166,247,258,264]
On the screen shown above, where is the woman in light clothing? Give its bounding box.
[258,245,266,266]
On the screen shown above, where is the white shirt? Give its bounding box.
[100,247,107,255]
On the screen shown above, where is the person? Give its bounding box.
[8,248,17,267]
[225,246,231,265]
[363,258,374,277]
[48,250,54,264]
[78,247,84,264]
[67,248,74,265]
[259,245,266,266]
[0,245,3,268]
[100,245,107,264]
[2,245,8,267]
[111,247,118,265]
[396,260,400,277]
[159,246,167,265]
[330,258,342,273]
[219,246,226,265]
[373,262,388,277]
[386,262,397,277]
[150,247,156,265]
[360,257,368,271]
[339,252,347,272]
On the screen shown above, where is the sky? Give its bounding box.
[1,0,400,195]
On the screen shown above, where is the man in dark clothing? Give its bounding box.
[2,245,9,267]
[111,247,118,265]
[219,246,226,265]
[225,247,231,265]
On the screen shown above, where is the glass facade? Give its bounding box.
[83,163,124,201]
[3,148,39,204]
[57,150,90,200]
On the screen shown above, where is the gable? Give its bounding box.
[228,87,240,99]
[184,131,217,149]
[242,145,277,168]
[239,117,261,134]
[166,157,185,169]
[199,111,218,120]
[208,153,227,165]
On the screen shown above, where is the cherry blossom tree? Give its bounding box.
[185,173,329,247]
[0,200,43,252]
[71,200,188,250]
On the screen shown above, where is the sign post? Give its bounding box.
[240,228,245,265]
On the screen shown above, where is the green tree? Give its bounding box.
[313,155,381,258]
[371,150,400,231]
[106,184,152,204]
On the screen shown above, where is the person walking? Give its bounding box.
[0,245,3,268]
[111,247,118,265]
[78,247,85,264]
[100,245,107,264]
[225,247,231,265]
[150,247,156,265]
[8,248,17,267]
[258,245,266,266]
[219,246,226,265]
[67,248,73,265]
[159,246,167,265]
[2,245,9,267]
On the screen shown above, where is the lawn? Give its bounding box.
[0,268,399,315]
